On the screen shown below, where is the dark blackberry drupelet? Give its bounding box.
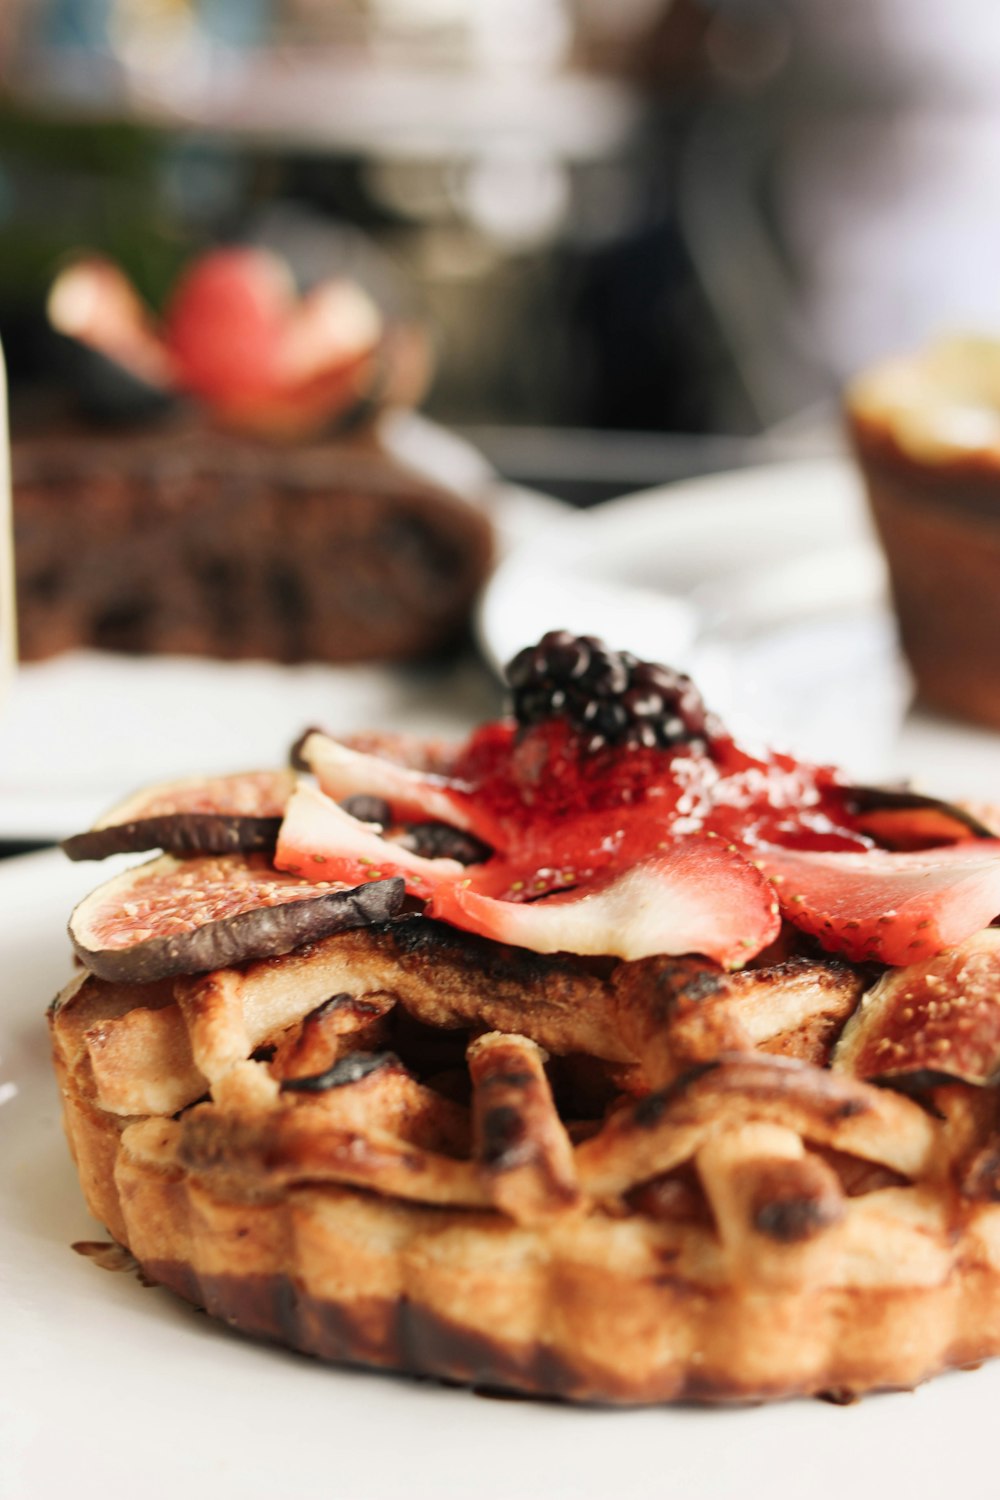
[505,631,708,751]
[396,821,493,865]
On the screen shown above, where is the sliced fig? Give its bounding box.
[848,785,996,850]
[959,801,1000,836]
[833,929,1000,1085]
[69,852,404,983]
[62,770,296,861]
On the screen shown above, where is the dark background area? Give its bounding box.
[3,0,1000,499]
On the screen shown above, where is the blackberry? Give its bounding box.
[396,822,492,866]
[505,631,708,752]
[339,794,392,827]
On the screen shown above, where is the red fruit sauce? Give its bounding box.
[447,719,871,903]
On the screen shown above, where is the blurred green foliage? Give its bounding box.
[0,105,191,311]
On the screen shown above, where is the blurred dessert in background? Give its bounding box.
[846,336,1000,730]
[12,249,493,665]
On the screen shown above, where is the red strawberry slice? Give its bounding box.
[281,279,381,388]
[298,731,506,847]
[268,280,382,434]
[428,837,780,967]
[757,841,1000,965]
[163,250,384,435]
[164,247,292,406]
[275,782,463,901]
[47,256,173,388]
[340,730,462,776]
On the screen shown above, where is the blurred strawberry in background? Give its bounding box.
[45,246,432,438]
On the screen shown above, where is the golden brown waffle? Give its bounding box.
[49,912,1000,1404]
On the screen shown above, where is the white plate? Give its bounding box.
[480,457,1000,796]
[4,845,1000,1500]
[0,476,561,843]
[0,653,497,843]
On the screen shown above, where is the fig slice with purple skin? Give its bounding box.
[847,785,996,851]
[833,929,1000,1085]
[69,851,404,983]
[61,770,296,861]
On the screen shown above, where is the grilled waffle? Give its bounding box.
[49,631,1000,1403]
[49,914,1000,1403]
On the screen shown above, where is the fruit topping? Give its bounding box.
[297,730,497,841]
[506,630,709,752]
[280,276,383,393]
[427,837,781,967]
[69,851,404,983]
[47,257,173,392]
[275,782,465,900]
[163,248,383,436]
[395,823,492,866]
[755,842,1000,965]
[69,632,1000,980]
[164,248,293,409]
[338,795,393,827]
[62,770,295,861]
[273,635,1000,968]
[47,248,390,438]
[833,930,1000,1085]
[847,785,996,851]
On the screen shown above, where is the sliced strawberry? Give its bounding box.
[247,279,383,435]
[164,247,292,406]
[163,251,387,435]
[428,837,780,967]
[757,841,1000,965]
[47,256,173,388]
[275,782,463,901]
[834,929,1000,1083]
[280,279,382,388]
[232,359,376,438]
[298,731,505,847]
[340,731,462,776]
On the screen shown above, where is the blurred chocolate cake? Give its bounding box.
[13,252,493,665]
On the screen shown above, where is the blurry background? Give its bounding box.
[3,0,1000,501]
